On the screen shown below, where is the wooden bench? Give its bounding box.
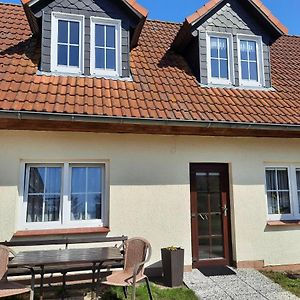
[1,236,127,281]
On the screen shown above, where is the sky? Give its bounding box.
[3,0,300,35]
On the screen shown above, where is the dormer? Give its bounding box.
[172,0,288,89]
[22,0,148,78]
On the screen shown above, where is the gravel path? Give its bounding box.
[184,268,300,300]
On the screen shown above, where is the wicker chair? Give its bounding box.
[0,245,31,299]
[102,237,153,300]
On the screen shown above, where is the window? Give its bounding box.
[90,17,121,77]
[22,163,107,229]
[51,13,84,74]
[207,33,234,85]
[238,36,264,87]
[265,166,300,221]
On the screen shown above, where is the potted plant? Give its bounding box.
[161,246,184,287]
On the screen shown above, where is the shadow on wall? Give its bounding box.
[264,224,300,233]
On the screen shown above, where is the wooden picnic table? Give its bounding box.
[8,247,123,300]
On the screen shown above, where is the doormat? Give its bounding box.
[199,266,236,277]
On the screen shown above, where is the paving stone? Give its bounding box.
[216,280,256,296]
[231,294,267,300]
[184,269,300,300]
[264,291,300,300]
[210,274,238,283]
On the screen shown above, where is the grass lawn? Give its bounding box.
[6,282,197,300]
[262,271,300,298]
[101,283,198,300]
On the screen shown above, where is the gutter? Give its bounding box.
[0,110,300,133]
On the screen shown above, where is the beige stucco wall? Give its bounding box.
[1,130,300,268]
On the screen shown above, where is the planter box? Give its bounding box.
[161,248,184,287]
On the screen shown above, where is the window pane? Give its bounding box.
[26,195,43,222]
[29,167,45,193]
[266,169,276,190]
[106,49,116,70]
[248,41,257,60]
[58,20,68,43]
[267,191,278,214]
[44,195,60,222]
[95,48,105,69]
[57,44,68,66]
[46,167,61,194]
[250,62,258,81]
[240,40,248,60]
[87,167,101,193]
[277,169,289,190]
[95,24,105,47]
[106,25,115,48]
[72,167,86,193]
[69,45,79,67]
[87,194,101,220]
[279,191,291,214]
[210,37,218,58]
[71,194,85,220]
[220,59,228,79]
[211,59,219,78]
[241,61,249,80]
[69,21,79,45]
[219,38,227,59]
[296,170,300,190]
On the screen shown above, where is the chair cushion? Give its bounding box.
[102,271,146,287]
[0,281,30,298]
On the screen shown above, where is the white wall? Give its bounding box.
[1,130,300,267]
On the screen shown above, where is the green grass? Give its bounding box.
[101,283,198,300]
[262,271,300,297]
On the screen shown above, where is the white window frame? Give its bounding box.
[50,12,85,74]
[265,165,300,221]
[18,161,109,230]
[237,34,265,87]
[90,17,122,77]
[206,32,234,85]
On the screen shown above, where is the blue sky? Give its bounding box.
[4,0,299,35]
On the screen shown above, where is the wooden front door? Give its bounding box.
[190,163,232,268]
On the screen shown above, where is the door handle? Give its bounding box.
[222,204,228,217]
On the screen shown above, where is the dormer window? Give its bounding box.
[237,35,264,87]
[90,17,121,77]
[50,12,84,74]
[207,33,234,85]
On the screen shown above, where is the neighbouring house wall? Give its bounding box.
[1,130,300,268]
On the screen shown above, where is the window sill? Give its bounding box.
[14,227,110,237]
[267,220,300,226]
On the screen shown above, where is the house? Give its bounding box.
[0,0,300,275]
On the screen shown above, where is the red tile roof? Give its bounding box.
[186,0,288,35]
[0,3,300,126]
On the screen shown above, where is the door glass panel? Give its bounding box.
[196,173,207,192]
[211,237,224,258]
[197,192,208,213]
[198,238,210,259]
[195,169,225,261]
[210,192,221,212]
[198,215,209,236]
[211,213,222,235]
[208,172,220,192]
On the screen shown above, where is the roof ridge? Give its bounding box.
[285,34,300,38]
[147,19,182,25]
